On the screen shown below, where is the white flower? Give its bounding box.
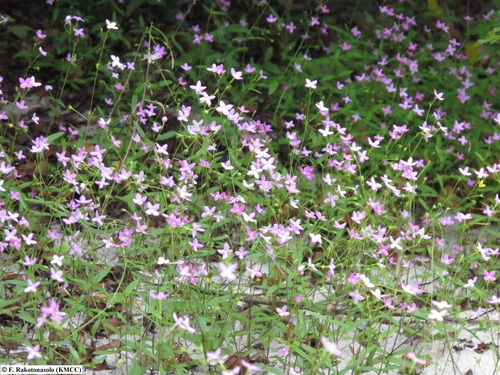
[433,89,444,101]
[106,19,118,30]
[486,295,500,305]
[173,313,195,333]
[221,160,234,170]
[428,309,447,321]
[309,233,322,244]
[321,336,343,356]
[305,78,317,89]
[50,255,64,267]
[157,257,169,265]
[218,262,237,281]
[432,300,452,310]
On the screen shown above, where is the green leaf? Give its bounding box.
[265,284,280,297]
[7,25,33,39]
[157,131,177,140]
[47,132,65,143]
[126,0,144,18]
[264,46,274,62]
[268,80,279,96]
[125,279,141,296]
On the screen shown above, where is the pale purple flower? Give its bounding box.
[207,63,226,75]
[230,68,243,80]
[401,282,425,295]
[218,262,237,281]
[24,279,40,294]
[30,136,50,153]
[50,267,64,283]
[206,348,225,365]
[36,29,46,39]
[217,243,233,259]
[349,289,365,304]
[151,291,169,300]
[276,305,290,317]
[40,299,67,325]
[23,256,37,266]
[278,344,289,357]
[440,254,454,265]
[486,295,500,304]
[173,312,196,333]
[266,14,277,23]
[241,359,260,372]
[405,352,428,366]
[221,160,234,170]
[434,90,444,101]
[484,270,496,281]
[26,344,42,360]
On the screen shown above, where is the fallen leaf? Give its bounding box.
[95,339,122,351]
[93,359,117,371]
[102,318,122,334]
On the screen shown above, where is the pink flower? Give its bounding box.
[401,282,425,295]
[347,273,361,285]
[484,270,496,281]
[321,336,343,356]
[266,14,277,23]
[440,254,454,265]
[36,29,47,39]
[285,22,296,33]
[384,298,395,309]
[299,166,315,180]
[151,291,169,300]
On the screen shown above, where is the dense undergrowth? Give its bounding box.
[0,1,499,374]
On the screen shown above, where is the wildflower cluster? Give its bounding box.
[0,1,498,374]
